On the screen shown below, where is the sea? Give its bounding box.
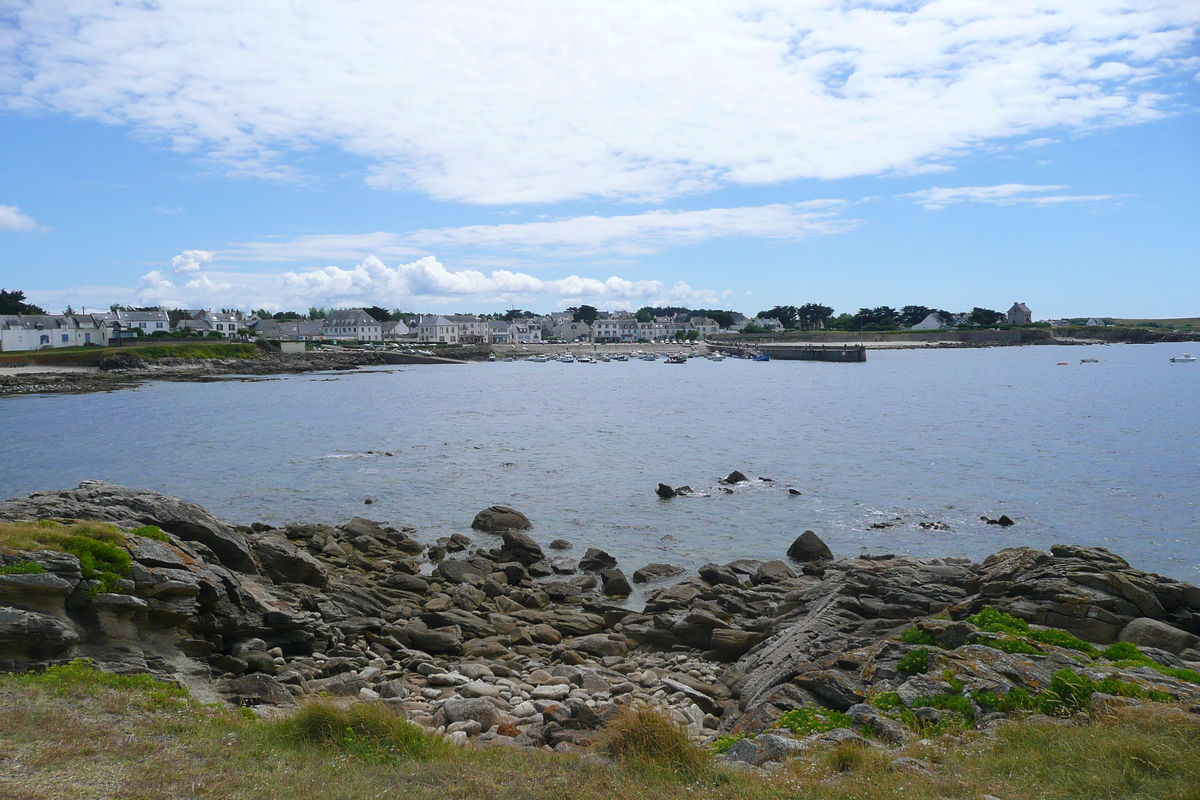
[2,342,1197,590]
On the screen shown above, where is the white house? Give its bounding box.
[381,320,411,340]
[554,321,591,341]
[0,314,113,351]
[1085,317,1106,327]
[508,322,542,344]
[446,315,488,343]
[911,312,947,330]
[690,317,720,338]
[323,309,383,341]
[753,316,785,332]
[488,320,511,344]
[177,309,242,337]
[115,309,171,336]
[1007,302,1033,326]
[592,319,639,342]
[416,315,459,344]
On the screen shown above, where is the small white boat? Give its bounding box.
[487,354,496,362]
[612,354,628,362]
[527,355,547,363]
[1080,358,1099,364]
[708,353,724,361]
[1171,353,1196,363]
[560,355,574,363]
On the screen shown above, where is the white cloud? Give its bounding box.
[132,255,729,310]
[170,249,215,273]
[219,201,858,263]
[0,205,40,232]
[2,2,1196,204]
[901,184,1118,210]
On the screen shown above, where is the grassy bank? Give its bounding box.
[0,342,259,367]
[1,661,1198,800]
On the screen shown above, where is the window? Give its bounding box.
[156,322,164,329]
[40,335,49,344]
[62,334,69,342]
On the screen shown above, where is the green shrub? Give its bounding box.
[897,648,930,676]
[870,691,903,712]
[980,636,1041,655]
[0,560,45,575]
[898,626,936,646]
[1102,642,1147,663]
[1027,628,1099,656]
[711,733,749,754]
[777,707,854,736]
[128,525,169,542]
[1157,667,1200,685]
[966,607,1030,635]
[270,700,446,763]
[599,707,713,781]
[911,693,976,722]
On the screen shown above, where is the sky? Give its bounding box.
[1,1,1198,319]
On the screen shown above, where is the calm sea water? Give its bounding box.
[2,343,1198,587]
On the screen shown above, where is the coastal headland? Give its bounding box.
[1,481,1198,775]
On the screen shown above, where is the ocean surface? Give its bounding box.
[2,342,1198,589]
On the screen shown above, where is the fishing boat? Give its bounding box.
[487,354,496,362]
[752,353,770,362]
[612,354,628,361]
[527,355,547,363]
[1170,353,1196,363]
[708,353,724,361]
[665,354,687,364]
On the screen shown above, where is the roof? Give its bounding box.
[324,309,379,326]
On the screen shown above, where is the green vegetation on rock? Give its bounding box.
[897,627,935,646]
[777,707,854,736]
[897,648,930,676]
[599,707,714,782]
[0,520,133,592]
[0,560,45,575]
[269,700,447,763]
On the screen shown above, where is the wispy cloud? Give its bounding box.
[0,205,42,232]
[220,201,860,262]
[900,185,1119,211]
[2,3,1196,203]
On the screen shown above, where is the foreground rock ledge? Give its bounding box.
[1,481,1198,759]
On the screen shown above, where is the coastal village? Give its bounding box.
[0,300,1075,352]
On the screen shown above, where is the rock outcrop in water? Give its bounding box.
[2,481,1199,758]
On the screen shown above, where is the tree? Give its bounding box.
[899,305,935,327]
[364,305,392,323]
[969,307,1003,327]
[167,309,192,326]
[0,290,46,314]
[503,308,525,322]
[272,311,303,320]
[308,307,328,319]
[573,304,598,324]
[796,303,834,330]
[635,307,654,323]
[850,306,899,330]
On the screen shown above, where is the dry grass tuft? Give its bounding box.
[598,707,714,782]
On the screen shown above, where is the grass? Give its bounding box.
[0,520,134,592]
[2,663,1199,800]
[0,341,260,368]
[127,343,258,360]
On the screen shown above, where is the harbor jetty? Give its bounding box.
[713,343,867,362]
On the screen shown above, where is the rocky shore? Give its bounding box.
[0,350,389,397]
[1,481,1198,764]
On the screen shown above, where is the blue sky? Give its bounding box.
[1,2,1198,319]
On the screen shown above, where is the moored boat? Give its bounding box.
[1170,353,1196,363]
